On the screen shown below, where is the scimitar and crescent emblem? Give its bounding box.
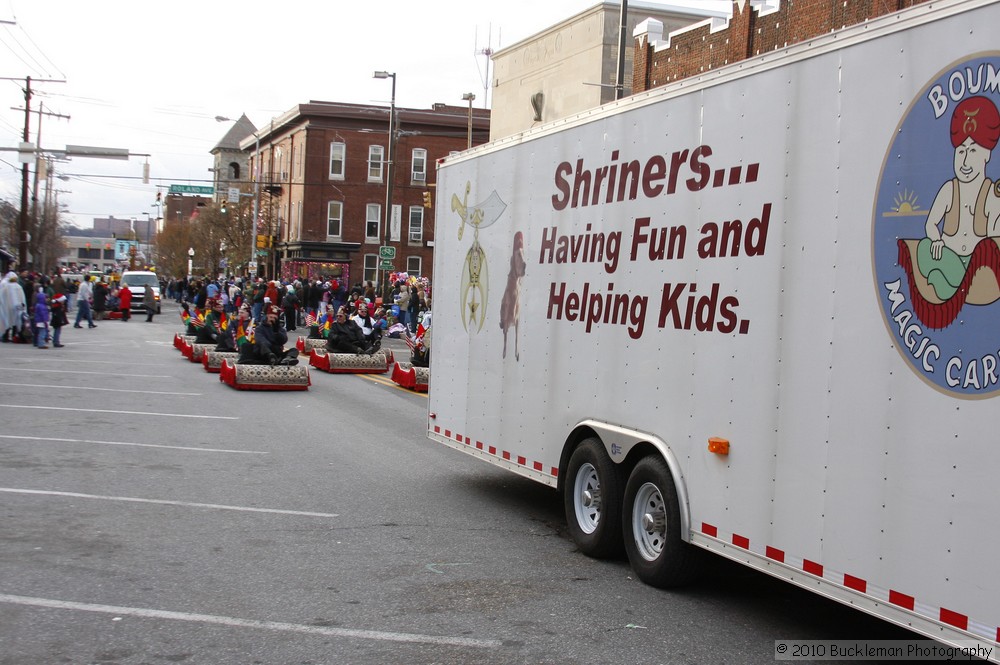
[451,182,507,332]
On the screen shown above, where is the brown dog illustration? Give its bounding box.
[500,232,526,360]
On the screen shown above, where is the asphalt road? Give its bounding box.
[0,303,922,664]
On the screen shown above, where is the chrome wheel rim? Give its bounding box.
[573,462,601,534]
[632,481,666,561]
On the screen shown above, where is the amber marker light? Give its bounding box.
[708,437,730,455]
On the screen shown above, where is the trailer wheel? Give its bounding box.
[623,455,701,587]
[564,438,623,558]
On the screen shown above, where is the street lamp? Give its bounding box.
[462,93,476,149]
[374,70,396,299]
[187,247,194,280]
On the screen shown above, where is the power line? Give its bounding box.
[57,173,416,190]
[8,21,65,78]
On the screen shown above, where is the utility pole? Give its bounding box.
[28,102,71,264]
[615,0,628,100]
[19,76,31,269]
[1,75,66,269]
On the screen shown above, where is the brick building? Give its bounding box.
[242,101,490,288]
[632,0,930,91]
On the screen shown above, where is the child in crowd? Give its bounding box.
[50,294,68,347]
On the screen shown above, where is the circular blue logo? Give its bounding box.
[873,54,1000,397]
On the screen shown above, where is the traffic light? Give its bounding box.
[422,191,432,208]
[220,201,227,214]
[155,192,161,203]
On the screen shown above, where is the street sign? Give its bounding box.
[378,246,396,259]
[169,184,214,195]
[65,145,129,160]
[227,187,240,204]
[248,261,258,270]
[390,205,401,242]
[256,250,268,257]
[379,260,394,271]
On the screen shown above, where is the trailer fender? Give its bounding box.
[564,419,691,543]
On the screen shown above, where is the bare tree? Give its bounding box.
[157,216,193,279]
[32,197,66,273]
[0,200,17,252]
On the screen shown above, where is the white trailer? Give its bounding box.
[428,0,1000,655]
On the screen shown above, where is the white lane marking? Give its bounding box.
[0,405,235,419]
[0,382,201,396]
[0,367,171,378]
[0,594,502,648]
[0,435,266,455]
[0,488,338,518]
[7,358,169,366]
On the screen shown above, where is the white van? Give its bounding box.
[119,271,161,314]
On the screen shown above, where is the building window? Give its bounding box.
[276,146,286,181]
[364,254,378,284]
[406,256,422,275]
[330,142,345,179]
[408,206,423,244]
[327,201,343,238]
[368,145,384,182]
[103,249,114,260]
[366,204,381,243]
[411,148,427,183]
[228,162,240,179]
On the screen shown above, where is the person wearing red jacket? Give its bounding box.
[118,284,132,321]
[264,281,280,309]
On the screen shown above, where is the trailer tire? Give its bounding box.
[623,455,701,588]
[564,438,623,558]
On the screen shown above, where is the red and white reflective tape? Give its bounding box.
[432,426,558,478]
[700,522,999,644]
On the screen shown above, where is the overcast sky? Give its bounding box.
[0,0,729,232]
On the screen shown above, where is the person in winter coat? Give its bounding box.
[351,302,382,350]
[144,284,156,322]
[237,304,299,365]
[308,280,322,317]
[396,282,410,330]
[281,286,299,331]
[50,272,67,304]
[118,284,132,321]
[264,281,280,309]
[326,308,372,354]
[0,271,27,342]
[406,285,421,334]
[252,279,266,322]
[32,290,50,348]
[50,294,68,347]
[195,298,227,345]
[74,275,96,328]
[93,280,109,320]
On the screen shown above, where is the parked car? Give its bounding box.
[119,271,161,314]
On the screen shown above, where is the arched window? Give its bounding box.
[229,162,240,179]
